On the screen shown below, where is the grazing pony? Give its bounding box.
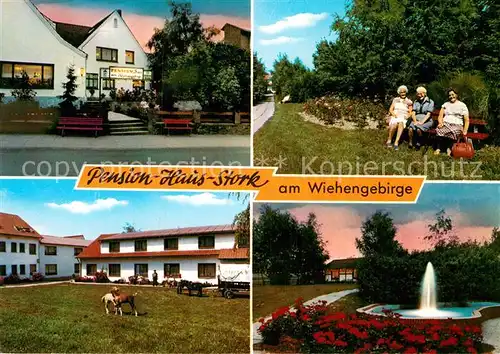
[101,293,117,315]
[110,286,138,317]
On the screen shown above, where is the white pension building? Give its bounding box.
[0,0,151,107]
[0,212,91,279]
[77,225,250,284]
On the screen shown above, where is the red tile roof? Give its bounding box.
[76,233,115,259]
[327,257,362,269]
[79,249,221,259]
[40,235,92,247]
[102,224,234,241]
[219,248,249,260]
[0,212,41,238]
[64,235,85,239]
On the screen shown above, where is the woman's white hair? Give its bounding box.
[416,86,427,94]
[397,85,408,94]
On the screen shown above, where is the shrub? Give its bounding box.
[94,271,110,283]
[11,71,36,101]
[357,244,500,305]
[0,277,4,286]
[0,92,5,104]
[113,278,128,284]
[75,276,95,283]
[3,274,22,284]
[258,299,484,353]
[31,272,44,282]
[303,95,387,127]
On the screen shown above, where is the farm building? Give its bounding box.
[222,23,250,51]
[0,0,151,107]
[77,225,250,284]
[0,212,91,278]
[325,257,361,282]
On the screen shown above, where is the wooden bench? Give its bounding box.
[56,117,103,137]
[163,118,192,135]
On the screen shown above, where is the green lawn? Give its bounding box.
[253,104,500,180]
[252,283,358,320]
[0,284,249,353]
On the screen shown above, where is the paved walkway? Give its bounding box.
[0,134,251,150]
[483,318,500,353]
[252,289,359,347]
[0,280,70,288]
[253,99,275,134]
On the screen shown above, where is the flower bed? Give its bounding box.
[303,95,387,128]
[258,298,485,353]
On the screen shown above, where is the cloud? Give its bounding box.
[161,193,233,206]
[45,198,128,214]
[259,36,302,46]
[259,12,329,34]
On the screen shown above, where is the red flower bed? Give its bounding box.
[258,298,484,353]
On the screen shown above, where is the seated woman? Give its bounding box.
[434,88,469,156]
[386,85,413,151]
[408,86,435,150]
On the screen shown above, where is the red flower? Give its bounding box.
[464,338,474,347]
[389,341,403,350]
[404,347,418,354]
[467,347,478,354]
[333,339,348,347]
[376,338,386,346]
[431,332,440,341]
[440,337,459,347]
[426,350,438,354]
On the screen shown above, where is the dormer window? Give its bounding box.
[109,241,120,253]
[134,239,147,252]
[15,226,33,233]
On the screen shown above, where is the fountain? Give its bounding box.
[357,262,500,320]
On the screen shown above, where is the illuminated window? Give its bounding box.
[96,47,118,62]
[125,50,135,64]
[0,62,54,89]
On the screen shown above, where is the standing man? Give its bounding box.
[152,270,158,287]
[408,87,435,150]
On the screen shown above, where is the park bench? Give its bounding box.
[56,117,103,137]
[163,118,193,135]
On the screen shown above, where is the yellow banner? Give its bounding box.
[75,165,426,203]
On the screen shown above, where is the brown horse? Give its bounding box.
[110,286,138,317]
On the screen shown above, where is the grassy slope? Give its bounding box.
[253,284,358,320]
[254,104,500,180]
[0,284,249,353]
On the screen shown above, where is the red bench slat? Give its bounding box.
[56,127,103,131]
[57,117,104,137]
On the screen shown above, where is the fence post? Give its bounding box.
[234,111,241,125]
[193,110,201,124]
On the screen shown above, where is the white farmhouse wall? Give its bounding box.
[0,0,86,105]
[39,244,79,278]
[80,11,149,94]
[219,261,250,282]
[81,257,229,283]
[0,236,40,275]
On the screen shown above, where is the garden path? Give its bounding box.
[252,288,359,348]
[482,318,500,353]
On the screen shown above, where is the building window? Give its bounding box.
[102,78,115,90]
[11,265,18,275]
[0,265,6,276]
[45,264,57,276]
[86,264,97,276]
[198,235,215,249]
[20,264,26,275]
[0,241,5,252]
[135,240,147,252]
[96,47,118,62]
[19,243,25,253]
[30,264,37,275]
[45,246,57,256]
[164,263,180,277]
[113,18,118,28]
[125,50,135,64]
[11,242,17,253]
[29,243,37,255]
[109,264,121,277]
[134,263,148,277]
[86,73,98,89]
[164,238,178,250]
[74,247,83,256]
[109,241,120,253]
[74,263,80,275]
[198,263,216,278]
[0,61,54,89]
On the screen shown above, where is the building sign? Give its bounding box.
[109,67,144,80]
[144,70,152,81]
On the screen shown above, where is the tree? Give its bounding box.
[233,204,250,248]
[146,1,205,108]
[253,205,328,285]
[11,71,36,101]
[59,64,79,116]
[356,211,405,257]
[122,223,140,233]
[489,227,500,254]
[253,53,268,103]
[424,209,459,248]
